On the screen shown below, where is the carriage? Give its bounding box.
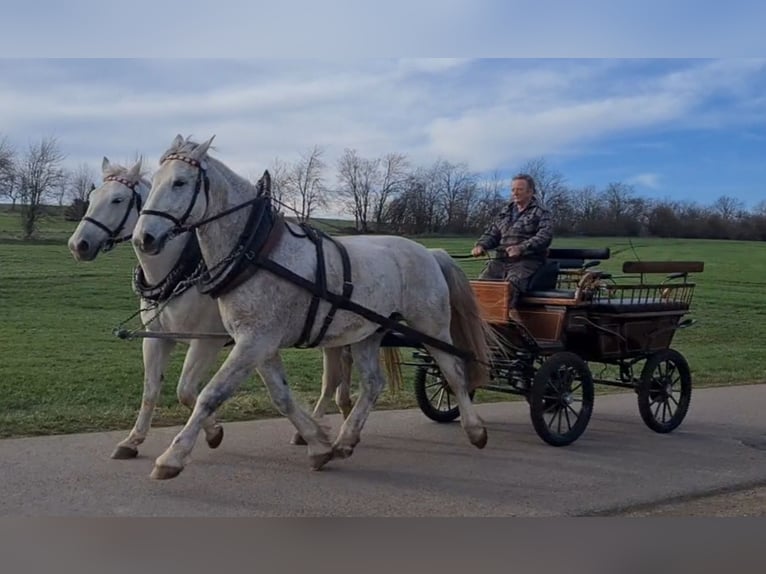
[395,248,703,447]
[93,136,707,479]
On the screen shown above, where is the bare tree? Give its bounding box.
[17,136,66,239]
[713,195,745,220]
[336,148,380,232]
[63,162,97,220]
[284,145,327,222]
[69,162,97,203]
[432,159,476,233]
[52,170,71,207]
[0,136,18,210]
[469,170,506,232]
[372,152,409,229]
[516,157,567,207]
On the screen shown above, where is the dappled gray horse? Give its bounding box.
[132,135,499,480]
[67,157,379,457]
[68,157,228,458]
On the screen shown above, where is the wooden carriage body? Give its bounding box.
[469,251,703,362]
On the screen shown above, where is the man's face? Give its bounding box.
[511,178,533,207]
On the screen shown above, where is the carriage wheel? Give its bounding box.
[529,352,594,446]
[637,348,692,433]
[414,364,475,423]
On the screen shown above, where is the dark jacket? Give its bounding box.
[475,196,553,290]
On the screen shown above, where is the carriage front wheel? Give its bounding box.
[637,348,692,433]
[529,352,594,446]
[414,363,475,423]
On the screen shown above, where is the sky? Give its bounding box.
[1,1,765,216]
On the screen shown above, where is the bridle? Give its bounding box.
[82,175,144,252]
[139,153,210,234]
[139,152,264,237]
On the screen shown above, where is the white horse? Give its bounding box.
[133,135,499,480]
[67,157,228,458]
[67,157,380,457]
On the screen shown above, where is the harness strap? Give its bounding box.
[309,236,353,347]
[255,256,474,361]
[132,233,204,302]
[293,225,354,349]
[294,224,326,348]
[198,195,276,298]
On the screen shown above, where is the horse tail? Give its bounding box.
[430,248,503,390]
[380,347,404,397]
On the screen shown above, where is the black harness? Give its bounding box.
[140,154,474,359]
[131,233,205,302]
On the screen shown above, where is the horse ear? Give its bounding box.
[102,156,111,174]
[172,134,184,148]
[127,156,142,180]
[256,169,271,197]
[191,135,216,161]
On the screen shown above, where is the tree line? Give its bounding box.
[1,134,764,241]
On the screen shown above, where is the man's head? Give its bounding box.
[511,173,536,208]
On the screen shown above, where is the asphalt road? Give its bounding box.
[1,384,765,516]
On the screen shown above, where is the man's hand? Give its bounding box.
[471,245,485,257]
[505,245,522,258]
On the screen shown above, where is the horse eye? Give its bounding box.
[172,179,186,188]
[111,198,123,204]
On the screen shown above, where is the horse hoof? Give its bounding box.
[150,465,183,480]
[332,444,354,459]
[309,451,334,471]
[206,426,224,449]
[111,445,139,460]
[309,451,333,471]
[290,433,307,446]
[471,428,488,449]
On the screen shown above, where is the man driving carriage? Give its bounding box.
[471,173,553,319]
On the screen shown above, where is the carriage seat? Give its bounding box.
[520,260,577,301]
[523,289,577,300]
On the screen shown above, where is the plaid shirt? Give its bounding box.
[475,196,553,260]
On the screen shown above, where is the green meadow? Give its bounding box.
[1,209,764,438]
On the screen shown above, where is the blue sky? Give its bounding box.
[1,3,764,215]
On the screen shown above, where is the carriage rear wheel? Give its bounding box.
[637,348,692,433]
[414,364,475,423]
[529,352,594,446]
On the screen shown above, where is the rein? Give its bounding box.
[82,175,143,252]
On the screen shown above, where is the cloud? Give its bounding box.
[0,58,764,218]
[626,173,661,189]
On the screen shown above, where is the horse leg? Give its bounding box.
[176,340,225,449]
[151,342,332,479]
[336,346,354,419]
[112,337,175,459]
[291,346,347,446]
[423,345,488,449]
[332,335,387,460]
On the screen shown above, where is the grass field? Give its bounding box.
[1,210,765,438]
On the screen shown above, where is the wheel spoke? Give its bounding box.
[566,403,581,420]
[564,406,573,432]
[543,401,559,414]
[428,384,444,404]
[437,388,447,411]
